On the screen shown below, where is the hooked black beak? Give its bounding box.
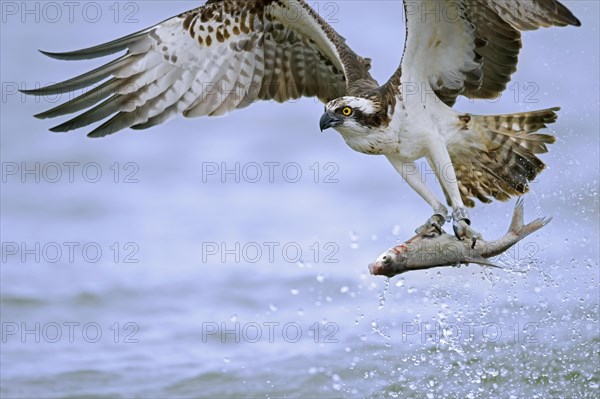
[319,112,342,131]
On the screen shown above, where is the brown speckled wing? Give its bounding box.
[22,0,376,137]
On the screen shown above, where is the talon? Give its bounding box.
[451,207,482,241]
[452,218,483,242]
[416,213,446,237]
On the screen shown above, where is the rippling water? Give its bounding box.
[1,1,599,398]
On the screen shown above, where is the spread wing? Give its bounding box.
[394,0,580,106]
[22,0,376,137]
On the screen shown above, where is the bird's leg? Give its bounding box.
[386,157,448,237]
[425,141,483,243]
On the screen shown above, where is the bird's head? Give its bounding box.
[319,96,388,136]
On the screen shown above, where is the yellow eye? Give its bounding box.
[342,107,353,116]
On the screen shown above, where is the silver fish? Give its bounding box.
[369,199,552,277]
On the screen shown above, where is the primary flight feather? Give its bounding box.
[22,0,580,240]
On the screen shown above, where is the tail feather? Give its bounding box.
[448,107,559,207]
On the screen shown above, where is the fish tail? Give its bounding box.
[508,198,553,239]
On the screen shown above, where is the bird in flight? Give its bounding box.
[22,0,580,241]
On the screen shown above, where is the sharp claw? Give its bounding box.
[453,219,482,242]
[424,229,438,238]
[416,214,447,237]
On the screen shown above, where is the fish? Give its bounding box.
[368,199,552,277]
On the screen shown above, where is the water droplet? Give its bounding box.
[340,286,349,294]
[230,314,237,322]
[371,320,391,340]
[316,274,325,283]
[379,279,390,309]
[268,303,278,312]
[290,288,299,295]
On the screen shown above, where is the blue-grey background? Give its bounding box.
[1,1,598,398]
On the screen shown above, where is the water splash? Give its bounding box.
[378,278,390,309]
[371,320,391,340]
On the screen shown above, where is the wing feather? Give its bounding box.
[23,0,375,137]
[131,79,206,130]
[51,66,192,133]
[36,61,179,121]
[89,70,198,138]
[21,53,140,96]
[208,51,254,116]
[34,78,119,119]
[49,94,133,133]
[38,27,154,60]
[389,0,580,106]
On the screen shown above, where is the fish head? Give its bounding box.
[368,244,408,277]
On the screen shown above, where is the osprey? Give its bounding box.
[22,0,580,240]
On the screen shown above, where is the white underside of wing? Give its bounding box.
[401,0,478,92]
